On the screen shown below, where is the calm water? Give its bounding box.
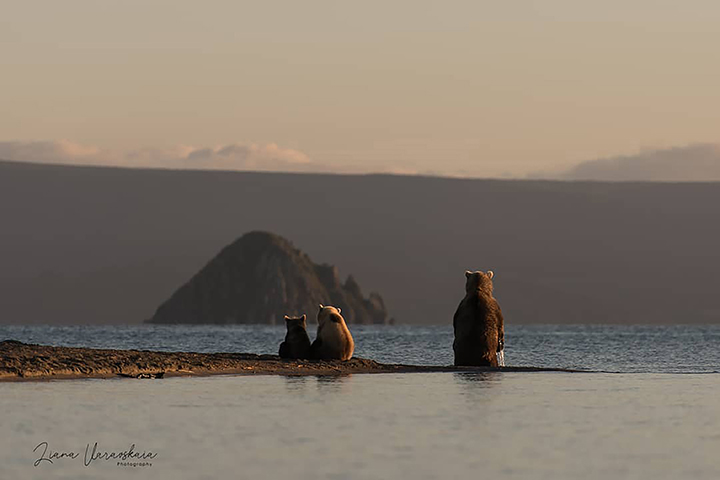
[2,324,720,479]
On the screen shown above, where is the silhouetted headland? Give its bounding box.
[0,340,580,381]
[146,231,389,325]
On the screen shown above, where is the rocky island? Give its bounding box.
[146,231,390,325]
[0,340,578,381]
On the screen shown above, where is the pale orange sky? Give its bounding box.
[2,1,720,177]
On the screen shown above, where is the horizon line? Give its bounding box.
[4,158,720,185]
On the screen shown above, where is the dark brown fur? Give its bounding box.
[453,270,505,367]
[279,315,312,359]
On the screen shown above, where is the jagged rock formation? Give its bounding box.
[146,231,389,325]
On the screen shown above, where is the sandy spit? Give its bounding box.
[0,340,581,382]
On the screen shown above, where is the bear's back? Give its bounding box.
[279,323,312,359]
[453,290,502,366]
[313,308,354,360]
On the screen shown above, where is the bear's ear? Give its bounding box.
[337,307,342,314]
[318,303,324,310]
[487,270,494,279]
[301,314,306,321]
[465,270,472,278]
[283,315,290,320]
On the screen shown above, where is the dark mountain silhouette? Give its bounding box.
[147,231,388,324]
[1,159,720,325]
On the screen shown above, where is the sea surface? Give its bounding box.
[1,324,719,480]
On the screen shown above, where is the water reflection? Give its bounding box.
[452,372,501,392]
[315,374,353,393]
[281,373,354,393]
[452,371,502,384]
[281,375,310,392]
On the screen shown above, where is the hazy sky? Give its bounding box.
[3,1,720,177]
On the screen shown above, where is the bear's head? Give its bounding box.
[284,314,307,330]
[317,304,343,325]
[464,270,494,294]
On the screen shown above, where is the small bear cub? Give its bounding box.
[278,314,312,359]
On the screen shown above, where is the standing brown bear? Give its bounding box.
[453,270,505,367]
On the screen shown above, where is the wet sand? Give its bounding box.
[0,340,581,381]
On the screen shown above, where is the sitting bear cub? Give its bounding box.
[453,270,505,367]
[310,305,354,361]
[279,314,312,359]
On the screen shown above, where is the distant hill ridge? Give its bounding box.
[2,159,720,325]
[147,231,389,324]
